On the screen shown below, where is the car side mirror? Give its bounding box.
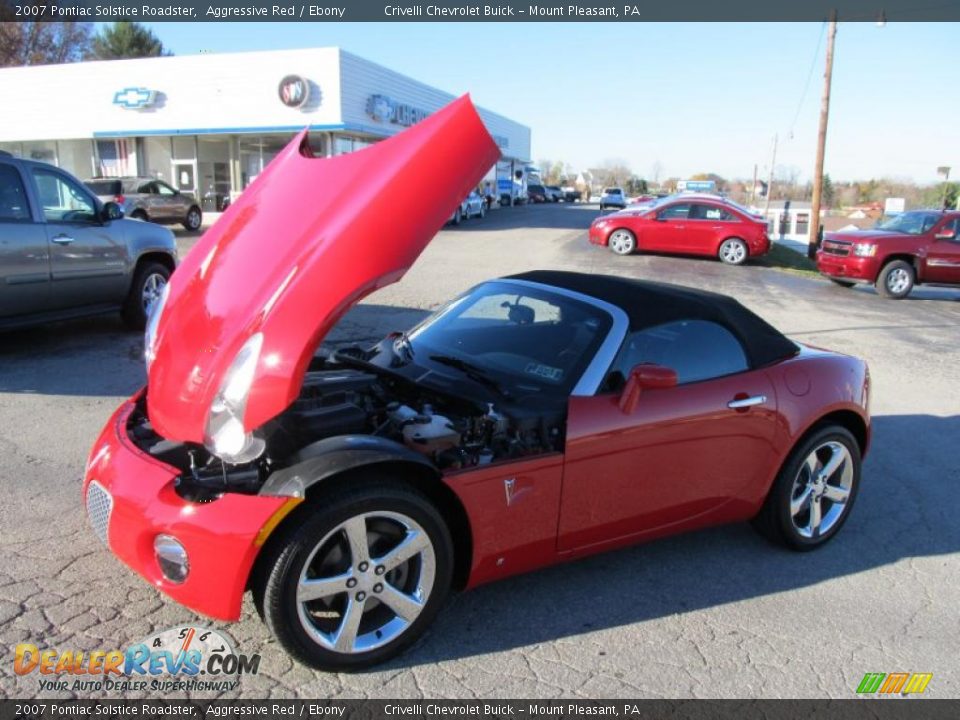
[934,229,957,240]
[101,201,124,222]
[618,364,678,414]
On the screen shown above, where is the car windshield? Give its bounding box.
[404,280,613,399]
[875,211,942,235]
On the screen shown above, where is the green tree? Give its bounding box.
[822,173,835,208]
[89,22,169,60]
[0,19,92,67]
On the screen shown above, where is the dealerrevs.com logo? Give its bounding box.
[14,626,260,693]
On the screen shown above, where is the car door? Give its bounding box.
[687,203,735,254]
[29,165,130,310]
[924,217,960,283]
[0,161,51,319]
[558,319,779,552]
[644,202,691,251]
[156,180,188,222]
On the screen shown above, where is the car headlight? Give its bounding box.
[204,333,266,464]
[144,283,170,371]
[853,243,878,257]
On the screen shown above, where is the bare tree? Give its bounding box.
[0,19,93,67]
[650,160,663,186]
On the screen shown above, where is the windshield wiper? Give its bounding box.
[429,354,511,398]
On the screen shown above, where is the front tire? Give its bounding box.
[876,259,914,299]
[752,425,861,551]
[608,229,637,256]
[122,262,170,330]
[718,238,749,265]
[258,480,454,671]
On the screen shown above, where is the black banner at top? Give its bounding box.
[3,0,960,22]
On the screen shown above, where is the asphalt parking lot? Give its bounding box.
[1,202,958,699]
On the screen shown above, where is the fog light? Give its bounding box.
[154,534,189,584]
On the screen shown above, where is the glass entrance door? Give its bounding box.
[171,161,197,197]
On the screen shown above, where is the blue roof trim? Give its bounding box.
[92,123,389,138]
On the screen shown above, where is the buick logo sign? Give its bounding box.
[278,75,310,108]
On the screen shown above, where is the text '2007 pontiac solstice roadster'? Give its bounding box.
[84,96,870,671]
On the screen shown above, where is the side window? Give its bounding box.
[138,182,157,194]
[658,203,690,220]
[31,168,97,223]
[0,164,32,222]
[155,181,177,196]
[690,204,739,221]
[939,217,959,239]
[602,319,749,391]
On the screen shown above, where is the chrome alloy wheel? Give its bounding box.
[609,229,635,255]
[886,267,911,295]
[719,239,747,264]
[789,441,854,539]
[141,273,168,314]
[296,511,436,654]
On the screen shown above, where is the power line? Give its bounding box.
[788,21,826,140]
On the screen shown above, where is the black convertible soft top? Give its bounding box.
[507,270,799,369]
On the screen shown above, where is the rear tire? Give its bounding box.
[257,478,454,671]
[130,209,148,222]
[752,425,861,551]
[122,262,170,330]
[875,259,914,299]
[718,238,749,265]
[451,208,462,226]
[182,206,202,232]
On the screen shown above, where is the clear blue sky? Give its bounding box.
[130,22,958,184]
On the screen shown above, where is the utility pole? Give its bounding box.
[750,163,758,205]
[764,134,778,220]
[808,11,838,259]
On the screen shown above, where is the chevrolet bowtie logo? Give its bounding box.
[113,87,157,110]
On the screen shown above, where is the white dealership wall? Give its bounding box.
[0,47,530,197]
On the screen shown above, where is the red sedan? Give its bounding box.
[590,196,771,265]
[84,97,869,671]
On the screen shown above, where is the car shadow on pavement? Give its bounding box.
[390,412,960,668]
[0,304,429,397]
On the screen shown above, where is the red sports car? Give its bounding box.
[84,97,870,671]
[589,196,771,265]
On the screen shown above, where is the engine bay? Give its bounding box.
[128,353,565,502]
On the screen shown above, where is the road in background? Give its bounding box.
[1,203,957,698]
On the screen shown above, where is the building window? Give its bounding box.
[795,213,810,236]
[23,141,57,164]
[57,140,94,179]
[143,137,173,182]
[95,139,136,177]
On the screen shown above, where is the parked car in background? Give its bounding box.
[0,153,178,330]
[817,209,960,298]
[85,176,203,232]
[631,194,656,204]
[448,191,487,225]
[527,183,547,203]
[544,185,563,202]
[562,186,582,202]
[589,194,770,265]
[599,187,627,210]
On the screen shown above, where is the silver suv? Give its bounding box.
[0,153,178,330]
[85,176,203,232]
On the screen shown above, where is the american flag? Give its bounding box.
[96,139,132,176]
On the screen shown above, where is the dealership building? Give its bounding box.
[0,48,531,210]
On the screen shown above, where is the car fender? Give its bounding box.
[121,220,178,272]
[258,435,440,498]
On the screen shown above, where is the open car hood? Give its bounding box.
[146,95,500,443]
